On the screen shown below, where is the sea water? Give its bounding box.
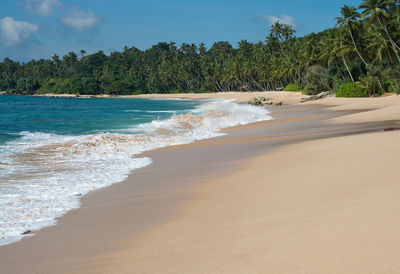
[0,95,272,245]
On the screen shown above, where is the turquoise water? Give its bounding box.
[0,95,201,145]
[0,95,271,245]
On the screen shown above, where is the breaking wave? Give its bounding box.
[0,99,272,245]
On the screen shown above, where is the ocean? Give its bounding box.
[0,95,272,245]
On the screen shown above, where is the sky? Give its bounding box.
[0,0,362,61]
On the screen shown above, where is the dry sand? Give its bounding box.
[109,131,400,273]
[129,91,306,104]
[1,91,400,273]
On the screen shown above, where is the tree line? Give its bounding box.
[0,0,399,96]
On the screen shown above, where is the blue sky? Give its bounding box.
[0,0,361,61]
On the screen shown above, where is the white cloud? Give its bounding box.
[23,0,61,16]
[61,9,100,31]
[0,17,38,46]
[261,14,297,28]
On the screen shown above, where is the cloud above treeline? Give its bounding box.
[61,9,100,31]
[23,0,61,16]
[0,17,38,46]
[260,14,298,28]
[1,0,101,49]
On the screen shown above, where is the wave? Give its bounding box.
[0,99,272,245]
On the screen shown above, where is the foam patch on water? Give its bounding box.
[0,99,272,245]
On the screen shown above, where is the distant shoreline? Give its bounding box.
[0,92,118,98]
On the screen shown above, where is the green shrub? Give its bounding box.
[39,77,100,95]
[284,83,302,92]
[335,82,367,98]
[357,75,383,96]
[387,83,400,94]
[16,77,40,92]
[305,65,326,95]
[303,83,318,95]
[333,78,350,92]
[384,81,400,94]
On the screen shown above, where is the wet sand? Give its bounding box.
[1,93,400,273]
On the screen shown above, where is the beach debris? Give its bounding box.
[275,101,283,106]
[74,192,82,196]
[301,91,333,102]
[22,230,31,235]
[384,127,400,132]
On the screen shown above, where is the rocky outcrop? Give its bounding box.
[248,97,275,106]
[248,96,283,107]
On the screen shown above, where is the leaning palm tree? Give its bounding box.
[319,30,356,82]
[366,25,394,64]
[269,22,303,84]
[359,0,400,62]
[270,22,292,65]
[335,5,368,66]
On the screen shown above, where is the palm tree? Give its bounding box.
[80,49,86,59]
[269,22,303,84]
[335,5,368,66]
[386,0,400,26]
[281,24,296,41]
[270,22,293,66]
[319,31,355,82]
[366,26,394,63]
[359,0,400,62]
[338,37,358,83]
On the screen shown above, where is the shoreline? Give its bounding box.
[0,92,118,98]
[1,92,400,273]
[0,97,270,246]
[3,91,400,125]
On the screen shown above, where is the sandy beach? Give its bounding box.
[1,92,400,273]
[110,130,400,274]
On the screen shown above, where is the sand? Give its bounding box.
[110,131,400,273]
[129,91,307,104]
[1,92,400,273]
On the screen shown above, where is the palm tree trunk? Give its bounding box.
[347,26,368,66]
[377,17,400,63]
[335,61,346,80]
[278,42,303,82]
[342,55,354,82]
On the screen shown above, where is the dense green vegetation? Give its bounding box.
[284,84,302,92]
[336,82,368,97]
[0,0,399,96]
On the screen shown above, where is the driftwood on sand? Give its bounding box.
[301,91,333,102]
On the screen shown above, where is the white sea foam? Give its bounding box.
[0,99,272,245]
